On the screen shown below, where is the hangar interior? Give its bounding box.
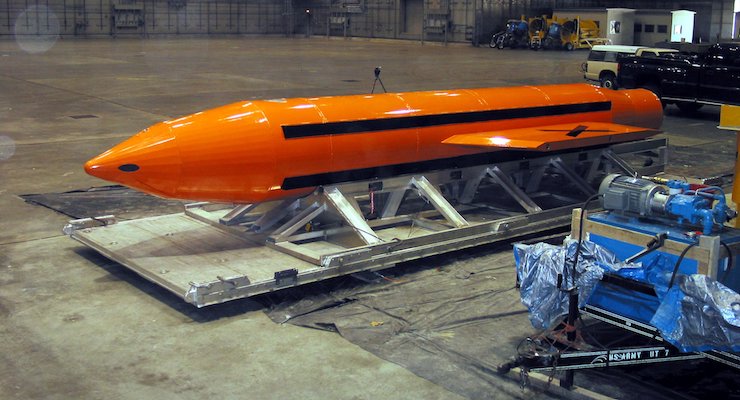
[1,1,740,400]
[2,0,739,44]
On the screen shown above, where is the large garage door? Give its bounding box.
[403,0,423,35]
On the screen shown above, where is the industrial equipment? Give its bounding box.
[600,174,736,235]
[541,19,582,50]
[527,16,548,50]
[573,18,609,49]
[491,16,605,51]
[506,174,740,389]
[540,18,607,51]
[490,19,530,49]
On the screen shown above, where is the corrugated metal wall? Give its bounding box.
[0,0,722,42]
[2,0,289,36]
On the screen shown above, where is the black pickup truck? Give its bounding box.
[617,43,740,112]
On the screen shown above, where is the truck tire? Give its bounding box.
[565,42,574,51]
[542,37,553,50]
[676,102,703,113]
[600,73,617,90]
[489,34,498,48]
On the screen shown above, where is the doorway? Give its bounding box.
[402,0,423,35]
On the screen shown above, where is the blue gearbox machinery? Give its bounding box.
[504,176,740,380]
[581,174,740,350]
[599,174,736,235]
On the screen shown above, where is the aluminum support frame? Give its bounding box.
[199,139,668,264]
[67,138,669,306]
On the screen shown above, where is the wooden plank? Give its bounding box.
[268,242,323,264]
[571,210,713,275]
[506,368,617,400]
[571,208,585,239]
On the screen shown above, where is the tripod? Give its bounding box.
[371,66,387,94]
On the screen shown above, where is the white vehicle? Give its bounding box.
[582,45,677,89]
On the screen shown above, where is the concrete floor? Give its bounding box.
[0,36,735,399]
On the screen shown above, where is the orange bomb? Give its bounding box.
[85,83,663,203]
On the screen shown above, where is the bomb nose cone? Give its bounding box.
[84,123,181,198]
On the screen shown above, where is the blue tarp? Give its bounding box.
[651,274,740,352]
[513,240,627,329]
[514,239,740,352]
